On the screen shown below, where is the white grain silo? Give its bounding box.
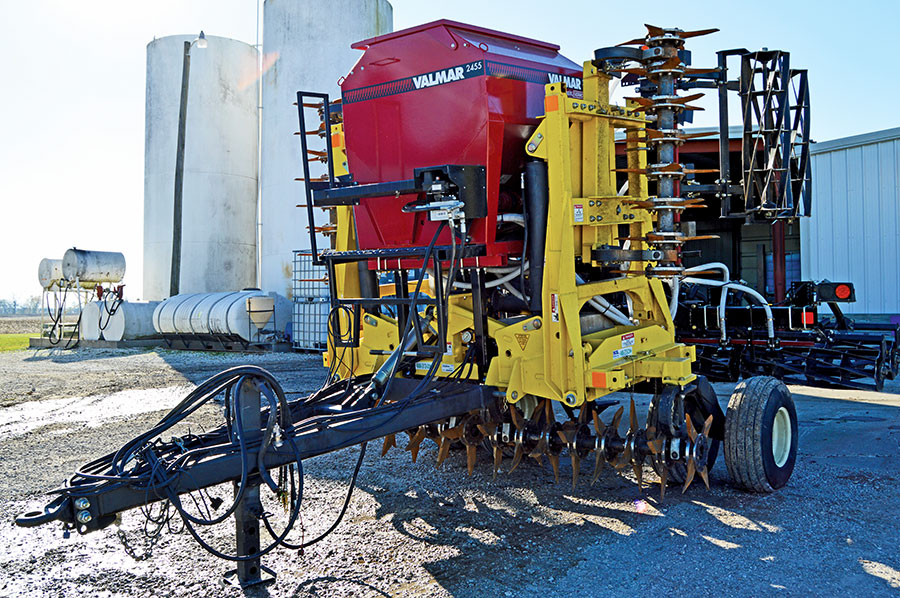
[143,35,260,301]
[259,0,393,298]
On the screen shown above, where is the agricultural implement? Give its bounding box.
[676,279,900,391]
[19,22,805,586]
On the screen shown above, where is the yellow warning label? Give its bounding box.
[515,334,529,351]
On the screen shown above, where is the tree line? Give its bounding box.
[0,296,43,315]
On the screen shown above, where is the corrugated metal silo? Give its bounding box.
[801,127,900,315]
[143,35,260,301]
[259,0,393,298]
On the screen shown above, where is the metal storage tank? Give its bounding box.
[38,259,64,290]
[143,35,260,301]
[80,302,102,342]
[62,249,126,284]
[801,127,900,315]
[152,291,291,343]
[103,302,161,342]
[259,0,393,298]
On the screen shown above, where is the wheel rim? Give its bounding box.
[772,406,791,467]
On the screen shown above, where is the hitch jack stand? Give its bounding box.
[223,379,276,587]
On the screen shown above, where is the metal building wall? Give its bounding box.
[801,128,900,314]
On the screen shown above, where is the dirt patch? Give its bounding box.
[0,316,44,335]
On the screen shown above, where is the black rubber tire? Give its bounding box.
[647,377,720,484]
[724,376,798,492]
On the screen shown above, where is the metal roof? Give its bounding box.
[810,127,900,155]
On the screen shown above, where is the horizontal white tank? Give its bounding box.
[144,35,260,301]
[38,258,64,289]
[259,0,393,298]
[80,302,102,341]
[62,249,126,284]
[152,291,291,343]
[103,301,161,342]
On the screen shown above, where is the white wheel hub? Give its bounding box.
[771,406,791,467]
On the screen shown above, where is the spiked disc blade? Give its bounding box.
[442,426,464,440]
[466,445,477,476]
[702,414,714,438]
[492,446,503,480]
[407,428,426,463]
[381,434,397,457]
[549,454,561,483]
[682,457,696,493]
[616,37,647,47]
[591,448,605,486]
[509,444,525,473]
[592,410,606,436]
[572,454,581,491]
[699,466,710,490]
[633,463,644,492]
[629,399,639,435]
[436,439,452,468]
[681,27,719,39]
[685,413,697,442]
[510,406,524,430]
[659,467,668,501]
[611,406,624,432]
[645,24,665,37]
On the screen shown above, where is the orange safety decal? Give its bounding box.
[544,95,559,113]
[331,133,343,148]
[592,371,607,388]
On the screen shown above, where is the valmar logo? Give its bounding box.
[548,72,582,91]
[413,67,466,89]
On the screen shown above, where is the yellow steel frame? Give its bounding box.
[324,61,695,401]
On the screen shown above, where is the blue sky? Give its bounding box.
[1,0,896,301]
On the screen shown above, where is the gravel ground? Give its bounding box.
[0,347,898,597]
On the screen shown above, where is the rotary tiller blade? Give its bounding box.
[699,466,710,491]
[659,467,668,501]
[493,445,503,480]
[509,444,525,473]
[466,445,477,476]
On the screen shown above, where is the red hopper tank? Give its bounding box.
[340,20,582,266]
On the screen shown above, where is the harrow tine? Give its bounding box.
[682,457,696,493]
[659,467,668,501]
[549,454,560,484]
[466,445,477,476]
[407,428,426,463]
[699,465,710,491]
[633,463,643,492]
[509,444,525,473]
[545,399,556,425]
[493,445,503,480]
[381,434,397,457]
[578,405,588,424]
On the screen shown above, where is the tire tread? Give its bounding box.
[725,376,781,492]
